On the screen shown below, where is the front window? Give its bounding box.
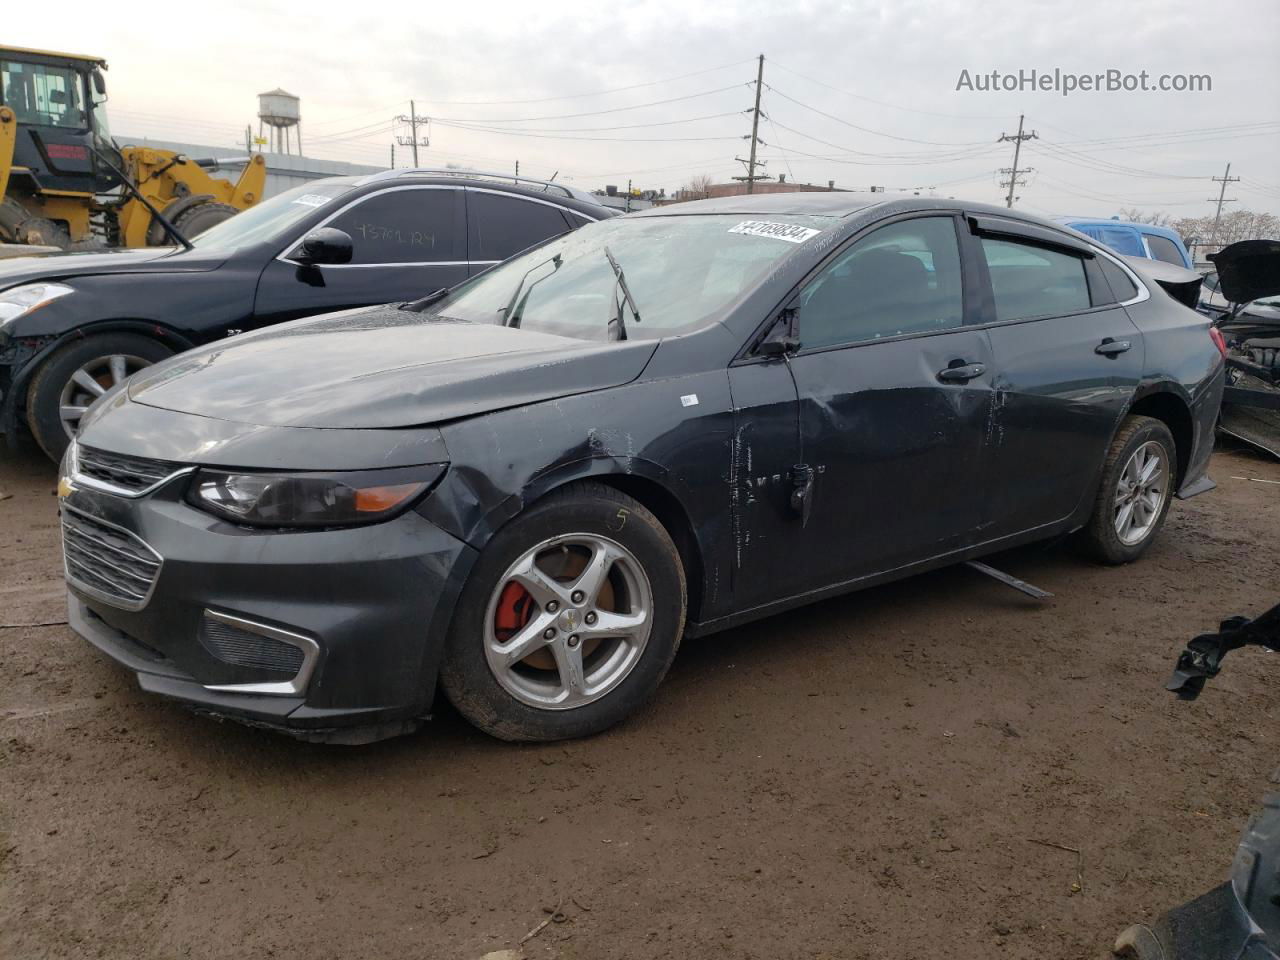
[189,179,357,252]
[0,60,88,129]
[434,214,835,340]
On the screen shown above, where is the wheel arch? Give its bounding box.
[1124,383,1195,484]
[3,319,195,431]
[463,458,708,624]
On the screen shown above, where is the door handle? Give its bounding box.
[937,361,986,383]
[1095,338,1132,356]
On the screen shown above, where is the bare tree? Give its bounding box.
[677,174,715,202]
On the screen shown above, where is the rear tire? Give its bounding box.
[25,333,173,462]
[1080,415,1177,565]
[440,481,686,742]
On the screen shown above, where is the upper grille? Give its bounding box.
[61,507,162,611]
[77,446,184,494]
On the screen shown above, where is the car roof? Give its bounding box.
[632,191,889,218]
[351,168,609,212]
[1054,216,1183,240]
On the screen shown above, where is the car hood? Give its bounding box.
[1209,239,1280,306]
[0,246,225,288]
[127,304,659,429]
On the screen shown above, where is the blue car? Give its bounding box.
[1055,217,1193,269]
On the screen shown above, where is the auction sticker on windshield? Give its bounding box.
[728,220,822,243]
[291,194,334,208]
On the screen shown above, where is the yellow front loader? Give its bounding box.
[0,45,265,250]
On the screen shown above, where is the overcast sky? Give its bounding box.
[11,0,1280,219]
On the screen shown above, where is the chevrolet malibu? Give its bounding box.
[60,193,1226,743]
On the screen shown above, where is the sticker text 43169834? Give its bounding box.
[728,220,822,244]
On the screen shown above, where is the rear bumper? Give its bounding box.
[64,479,478,743]
[1177,363,1226,500]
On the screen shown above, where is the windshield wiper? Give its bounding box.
[502,253,562,328]
[401,287,449,312]
[604,246,641,341]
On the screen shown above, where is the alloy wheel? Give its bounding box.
[483,533,653,710]
[1113,440,1170,546]
[57,354,150,439]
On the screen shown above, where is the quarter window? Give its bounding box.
[325,189,460,264]
[1144,234,1186,266]
[1098,257,1139,303]
[797,217,964,350]
[980,237,1090,321]
[469,192,571,261]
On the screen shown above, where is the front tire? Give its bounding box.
[440,481,686,742]
[25,333,173,461]
[1081,415,1177,564]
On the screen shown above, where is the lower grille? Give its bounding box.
[61,507,162,611]
[199,615,305,675]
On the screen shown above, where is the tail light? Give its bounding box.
[1209,326,1228,358]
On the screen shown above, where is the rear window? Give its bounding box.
[1144,234,1186,266]
[468,191,572,261]
[1098,227,1145,258]
[980,238,1091,321]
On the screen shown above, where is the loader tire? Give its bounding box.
[171,201,240,239]
[0,197,70,248]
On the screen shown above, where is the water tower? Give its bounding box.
[258,88,301,155]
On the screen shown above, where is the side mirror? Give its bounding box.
[91,69,107,97]
[758,335,800,358]
[757,308,800,358]
[294,228,353,266]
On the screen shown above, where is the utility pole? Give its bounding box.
[997,114,1037,208]
[1208,162,1240,249]
[732,54,771,194]
[395,101,430,166]
[390,142,395,169]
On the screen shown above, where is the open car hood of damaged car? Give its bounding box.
[127,304,658,429]
[1209,239,1280,306]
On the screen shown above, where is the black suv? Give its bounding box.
[0,170,616,460]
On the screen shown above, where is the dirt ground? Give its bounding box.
[2,442,1278,960]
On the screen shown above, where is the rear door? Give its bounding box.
[967,216,1145,540]
[252,185,468,326]
[464,189,576,277]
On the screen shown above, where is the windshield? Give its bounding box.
[435,214,835,340]
[190,178,357,252]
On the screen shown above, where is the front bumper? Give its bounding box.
[62,477,477,742]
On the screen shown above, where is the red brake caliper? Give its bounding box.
[494,582,535,642]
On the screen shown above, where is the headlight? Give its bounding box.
[186,464,447,528]
[0,282,74,328]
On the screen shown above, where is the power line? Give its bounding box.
[411,59,754,106]
[763,84,992,146]
[766,60,1017,121]
[424,84,748,125]
[431,120,743,143]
